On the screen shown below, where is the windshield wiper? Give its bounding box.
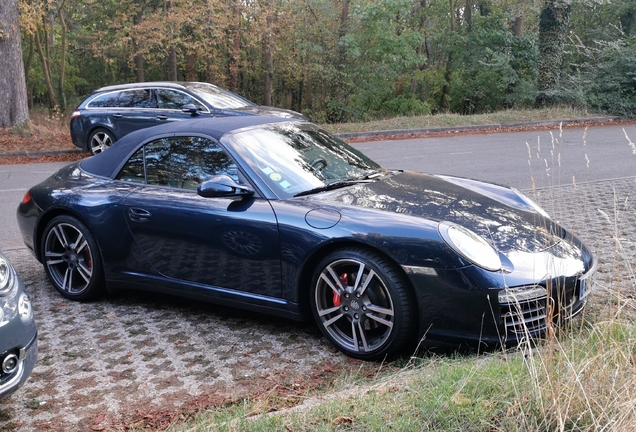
[294,179,372,197]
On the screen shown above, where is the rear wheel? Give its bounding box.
[88,128,115,154]
[310,248,413,360]
[41,215,104,301]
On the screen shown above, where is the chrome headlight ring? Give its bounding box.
[0,255,16,297]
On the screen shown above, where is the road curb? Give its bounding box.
[0,149,86,159]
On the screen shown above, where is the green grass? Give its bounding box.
[169,317,636,431]
[320,107,599,134]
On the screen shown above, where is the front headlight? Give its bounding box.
[0,255,15,296]
[439,222,502,271]
[511,188,551,219]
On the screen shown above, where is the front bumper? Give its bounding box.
[0,332,38,400]
[404,250,597,348]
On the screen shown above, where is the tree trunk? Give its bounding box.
[440,54,453,111]
[168,48,178,80]
[479,0,492,16]
[441,0,457,110]
[465,0,472,30]
[228,0,241,91]
[263,14,274,106]
[513,16,524,36]
[411,0,429,95]
[135,51,145,82]
[34,29,58,110]
[536,1,570,106]
[166,0,177,80]
[0,0,30,128]
[25,35,34,110]
[57,2,68,110]
[133,0,145,82]
[185,53,197,81]
[24,34,34,88]
[337,0,350,72]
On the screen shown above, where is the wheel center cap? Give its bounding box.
[64,252,78,264]
[350,300,360,310]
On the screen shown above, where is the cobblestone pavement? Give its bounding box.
[0,249,359,431]
[0,176,634,431]
[531,176,636,309]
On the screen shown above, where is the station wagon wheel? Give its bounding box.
[88,128,115,155]
[41,215,104,301]
[310,248,413,360]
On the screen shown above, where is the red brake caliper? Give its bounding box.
[333,273,348,306]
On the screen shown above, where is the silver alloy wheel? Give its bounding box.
[44,222,94,295]
[89,131,113,154]
[314,258,395,354]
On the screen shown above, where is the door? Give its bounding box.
[118,135,282,297]
[154,88,209,125]
[111,88,158,137]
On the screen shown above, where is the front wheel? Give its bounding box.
[41,215,104,301]
[310,248,413,360]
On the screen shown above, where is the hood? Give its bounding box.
[233,105,308,120]
[307,171,565,254]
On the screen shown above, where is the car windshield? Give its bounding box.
[185,83,254,109]
[224,122,383,198]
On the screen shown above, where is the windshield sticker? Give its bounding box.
[269,173,282,182]
[279,180,291,189]
[261,167,274,175]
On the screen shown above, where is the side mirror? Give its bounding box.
[181,104,200,116]
[197,175,254,198]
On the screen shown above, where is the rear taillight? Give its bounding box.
[70,110,81,120]
[21,191,32,205]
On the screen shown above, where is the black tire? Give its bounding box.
[88,128,115,155]
[41,215,104,301]
[310,247,413,360]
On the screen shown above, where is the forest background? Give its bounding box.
[8,0,636,125]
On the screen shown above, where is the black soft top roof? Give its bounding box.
[80,116,295,178]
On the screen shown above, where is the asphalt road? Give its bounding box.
[1,162,70,250]
[356,124,636,190]
[1,123,635,250]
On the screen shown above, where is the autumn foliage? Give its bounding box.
[14,0,636,123]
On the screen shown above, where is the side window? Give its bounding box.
[116,147,145,183]
[143,137,239,190]
[156,89,205,111]
[87,92,121,108]
[116,89,155,108]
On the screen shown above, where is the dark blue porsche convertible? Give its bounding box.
[17,116,596,359]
